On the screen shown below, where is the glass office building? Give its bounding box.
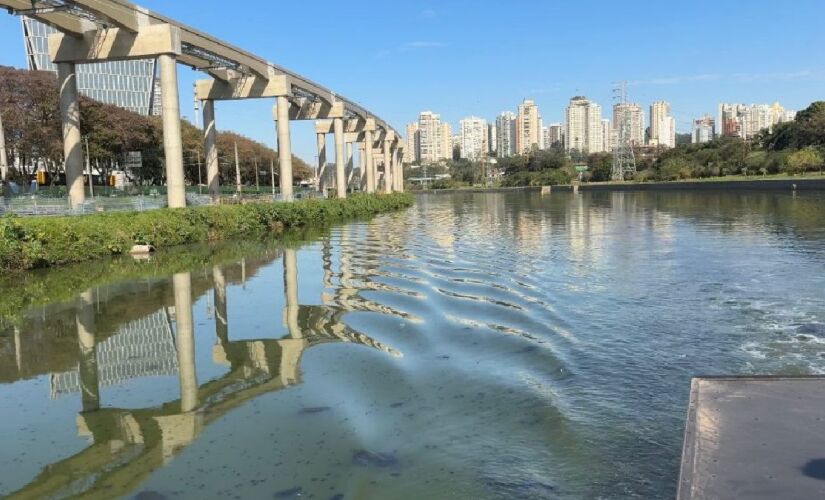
[21,17,160,116]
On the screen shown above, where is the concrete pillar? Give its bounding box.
[358,143,367,191]
[158,54,186,208]
[391,145,399,192]
[364,130,375,193]
[383,140,392,193]
[283,248,300,339]
[173,272,198,413]
[57,62,84,208]
[395,148,404,192]
[316,132,326,193]
[275,96,293,201]
[333,117,346,198]
[0,109,8,181]
[213,266,228,345]
[76,290,99,412]
[202,99,219,198]
[346,142,354,188]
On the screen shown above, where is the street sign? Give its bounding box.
[125,151,143,170]
[575,165,588,172]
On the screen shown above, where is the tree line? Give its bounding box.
[0,66,311,186]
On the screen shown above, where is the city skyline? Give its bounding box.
[1,0,824,161]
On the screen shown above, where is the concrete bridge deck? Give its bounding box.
[678,376,825,499]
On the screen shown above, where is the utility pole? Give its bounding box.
[234,141,241,195]
[270,158,276,195]
[85,136,94,198]
[0,109,8,181]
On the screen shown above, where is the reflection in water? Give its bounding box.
[3,239,399,499]
[1,191,825,498]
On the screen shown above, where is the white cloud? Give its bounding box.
[403,41,447,49]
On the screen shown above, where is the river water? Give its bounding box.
[2,190,825,499]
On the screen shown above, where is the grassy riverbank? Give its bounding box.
[0,193,413,271]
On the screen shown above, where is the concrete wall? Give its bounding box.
[578,178,825,192]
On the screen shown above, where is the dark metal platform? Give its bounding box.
[678,376,825,499]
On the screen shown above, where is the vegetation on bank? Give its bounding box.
[0,193,413,271]
[0,66,312,186]
[406,101,825,189]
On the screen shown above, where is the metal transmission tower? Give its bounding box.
[611,81,637,181]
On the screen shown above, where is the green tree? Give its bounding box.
[786,147,823,174]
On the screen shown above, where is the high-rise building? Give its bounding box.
[692,115,716,144]
[612,103,644,145]
[547,123,563,148]
[496,111,517,158]
[21,17,159,116]
[649,101,676,148]
[404,122,420,163]
[565,96,604,154]
[718,103,747,138]
[487,123,498,156]
[459,116,487,160]
[717,102,794,140]
[537,117,544,150]
[441,123,452,161]
[418,111,449,163]
[601,119,613,153]
[516,99,541,154]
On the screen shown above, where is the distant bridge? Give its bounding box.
[1,0,405,207]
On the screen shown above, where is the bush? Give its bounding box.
[787,147,823,174]
[0,193,413,271]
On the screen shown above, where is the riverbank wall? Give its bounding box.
[415,186,540,194]
[554,177,825,192]
[0,193,413,272]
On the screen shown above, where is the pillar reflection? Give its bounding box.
[76,290,99,412]
[172,272,198,413]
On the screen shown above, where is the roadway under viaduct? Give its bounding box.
[1,0,405,207]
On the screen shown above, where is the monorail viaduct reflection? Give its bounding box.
[3,240,402,499]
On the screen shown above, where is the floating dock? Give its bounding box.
[678,376,825,499]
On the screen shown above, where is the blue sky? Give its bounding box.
[2,0,825,161]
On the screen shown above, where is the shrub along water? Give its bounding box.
[0,193,413,271]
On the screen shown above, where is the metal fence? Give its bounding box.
[0,189,327,217]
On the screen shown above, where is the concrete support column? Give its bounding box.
[0,109,8,181]
[364,130,375,193]
[275,96,293,201]
[283,248,300,339]
[395,148,404,192]
[383,140,392,193]
[346,142,354,188]
[333,117,346,199]
[202,99,220,198]
[173,272,198,413]
[316,132,326,193]
[358,143,367,190]
[57,62,84,208]
[76,290,99,412]
[158,54,186,208]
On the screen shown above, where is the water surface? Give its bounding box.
[2,190,825,498]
